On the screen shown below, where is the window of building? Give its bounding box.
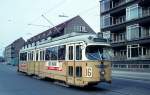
[131,47,139,57]
[76,45,82,60]
[100,0,111,12]
[141,27,150,38]
[127,44,142,58]
[143,47,147,55]
[143,65,149,68]
[58,45,66,60]
[101,14,111,28]
[68,66,73,76]
[119,33,125,41]
[127,24,140,40]
[114,51,117,56]
[126,4,139,21]
[76,66,82,77]
[120,50,126,56]
[74,26,86,32]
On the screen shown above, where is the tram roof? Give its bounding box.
[20,32,110,52]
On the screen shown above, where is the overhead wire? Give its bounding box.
[28,0,67,25]
[78,5,100,16]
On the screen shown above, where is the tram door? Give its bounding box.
[66,43,83,85]
[67,44,75,85]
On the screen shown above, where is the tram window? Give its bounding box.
[40,51,42,60]
[28,53,30,61]
[28,52,32,61]
[51,47,58,60]
[76,45,82,60]
[69,46,73,60]
[31,52,34,61]
[36,51,39,61]
[20,52,27,61]
[76,66,82,77]
[58,45,66,60]
[40,51,45,61]
[42,51,45,60]
[68,66,73,76]
[45,49,51,60]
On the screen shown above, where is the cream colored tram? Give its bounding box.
[18,33,112,87]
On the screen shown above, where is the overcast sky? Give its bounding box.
[0,0,100,56]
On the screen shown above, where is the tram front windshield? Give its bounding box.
[86,45,111,60]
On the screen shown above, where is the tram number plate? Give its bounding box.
[85,67,92,77]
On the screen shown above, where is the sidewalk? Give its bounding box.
[112,70,150,81]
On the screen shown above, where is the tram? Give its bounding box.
[18,32,112,87]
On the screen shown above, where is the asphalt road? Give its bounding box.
[0,63,150,95]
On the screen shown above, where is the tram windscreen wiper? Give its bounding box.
[88,53,102,60]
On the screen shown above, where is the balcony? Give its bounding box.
[127,44,150,60]
[101,15,126,29]
[140,7,150,18]
[111,32,126,43]
[112,49,127,61]
[100,0,133,13]
[101,5,150,30]
[112,56,127,61]
[127,24,150,41]
[112,0,127,8]
[112,15,126,25]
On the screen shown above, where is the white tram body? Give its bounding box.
[19,32,112,87]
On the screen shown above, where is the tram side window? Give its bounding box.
[51,47,58,60]
[36,51,39,61]
[69,46,73,60]
[45,48,51,60]
[68,66,73,76]
[31,52,34,61]
[28,52,34,61]
[28,52,31,61]
[20,52,27,61]
[76,45,82,60]
[28,53,30,61]
[76,66,82,77]
[58,45,66,60]
[40,50,45,61]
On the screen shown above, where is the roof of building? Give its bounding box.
[6,37,25,48]
[26,15,81,45]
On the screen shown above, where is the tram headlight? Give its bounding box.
[101,71,105,75]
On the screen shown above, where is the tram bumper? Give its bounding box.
[99,62,112,84]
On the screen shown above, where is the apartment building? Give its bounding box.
[4,37,25,65]
[100,0,150,71]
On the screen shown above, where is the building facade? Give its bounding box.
[23,16,95,49]
[0,56,4,62]
[100,0,150,71]
[4,37,25,65]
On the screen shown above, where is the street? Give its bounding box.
[0,63,150,95]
